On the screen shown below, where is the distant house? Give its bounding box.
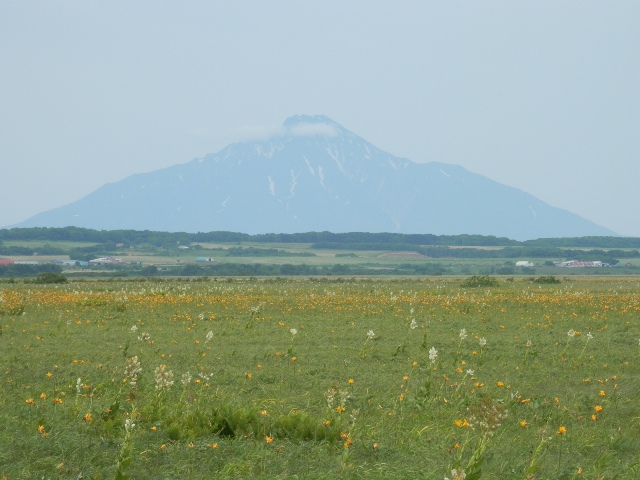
[195,257,214,262]
[178,246,190,250]
[515,261,534,267]
[0,259,14,265]
[53,259,87,266]
[559,260,608,268]
[89,256,123,265]
[14,261,40,265]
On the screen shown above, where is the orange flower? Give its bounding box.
[25,398,35,405]
[556,426,566,435]
[83,413,92,422]
[599,390,606,397]
[265,435,274,444]
[520,420,528,428]
[496,381,504,387]
[594,405,603,413]
[348,379,354,385]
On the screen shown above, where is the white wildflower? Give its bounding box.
[181,371,192,387]
[429,347,438,363]
[367,330,375,340]
[123,356,142,387]
[567,329,576,338]
[130,325,138,333]
[466,369,475,376]
[410,318,418,330]
[479,337,487,347]
[154,365,174,392]
[325,387,337,407]
[459,328,468,340]
[290,328,298,336]
[205,330,214,343]
[76,377,84,394]
[444,467,466,480]
[587,332,593,340]
[526,339,532,348]
[138,332,151,342]
[124,418,136,433]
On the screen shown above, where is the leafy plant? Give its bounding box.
[460,275,499,287]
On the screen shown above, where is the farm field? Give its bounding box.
[1,276,640,479]
[3,229,640,277]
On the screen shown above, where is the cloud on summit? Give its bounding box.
[226,122,338,143]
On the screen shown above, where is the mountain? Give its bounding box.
[12,115,616,240]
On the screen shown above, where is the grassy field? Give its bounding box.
[3,236,640,277]
[1,276,640,479]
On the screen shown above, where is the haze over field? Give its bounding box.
[1,2,638,236]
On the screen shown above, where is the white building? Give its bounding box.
[515,261,534,267]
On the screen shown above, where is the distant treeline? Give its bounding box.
[1,226,639,248]
[0,264,63,278]
[311,243,639,263]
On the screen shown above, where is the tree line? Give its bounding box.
[2,226,639,248]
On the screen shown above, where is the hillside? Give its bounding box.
[12,115,616,240]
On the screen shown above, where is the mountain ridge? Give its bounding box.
[10,115,617,241]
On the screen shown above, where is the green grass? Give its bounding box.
[1,277,640,478]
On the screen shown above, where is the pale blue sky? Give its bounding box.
[2,2,639,236]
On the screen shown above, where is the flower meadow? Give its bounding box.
[1,277,640,479]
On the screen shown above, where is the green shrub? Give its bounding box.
[531,275,561,284]
[32,272,67,284]
[460,275,499,287]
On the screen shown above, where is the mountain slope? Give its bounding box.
[13,115,616,240]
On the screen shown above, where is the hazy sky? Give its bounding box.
[2,2,639,237]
